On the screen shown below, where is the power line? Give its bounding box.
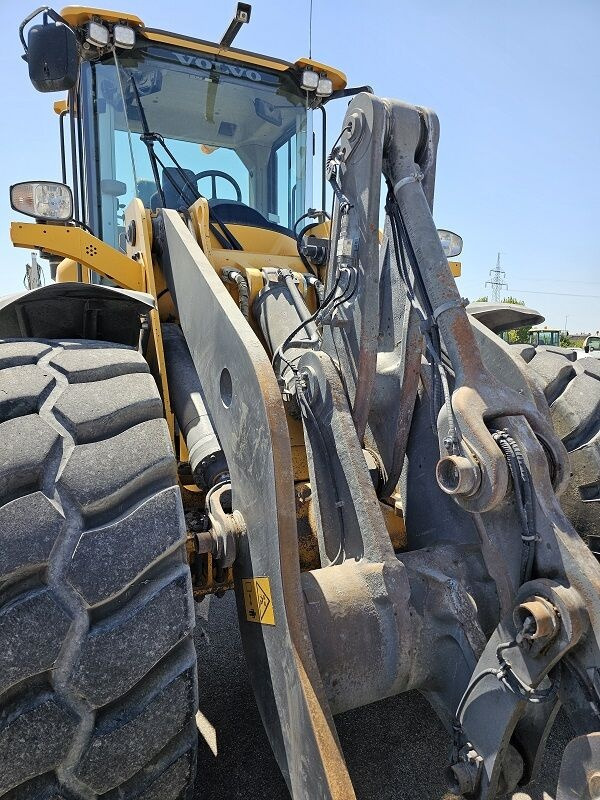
[484,252,508,302]
[507,288,600,300]
[511,279,600,287]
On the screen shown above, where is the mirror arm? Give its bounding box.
[19,6,76,54]
[323,85,375,104]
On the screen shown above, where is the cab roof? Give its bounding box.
[59,6,347,89]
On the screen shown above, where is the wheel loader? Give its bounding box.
[1,5,600,799]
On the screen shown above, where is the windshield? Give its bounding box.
[81,43,311,248]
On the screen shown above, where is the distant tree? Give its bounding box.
[475,296,488,302]
[560,334,572,348]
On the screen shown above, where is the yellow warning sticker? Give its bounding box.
[242,577,275,626]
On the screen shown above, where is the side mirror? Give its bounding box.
[437,229,463,258]
[27,21,79,92]
[585,345,590,353]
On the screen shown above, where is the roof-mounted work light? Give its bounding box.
[114,23,136,49]
[86,20,109,47]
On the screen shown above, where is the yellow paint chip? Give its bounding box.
[242,577,275,626]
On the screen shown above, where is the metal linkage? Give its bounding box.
[196,481,245,569]
[317,91,600,800]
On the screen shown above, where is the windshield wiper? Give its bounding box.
[127,74,166,208]
[126,73,242,251]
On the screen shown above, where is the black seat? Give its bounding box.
[208,199,295,238]
[150,167,198,211]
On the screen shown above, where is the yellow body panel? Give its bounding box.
[449,260,462,277]
[10,222,145,291]
[379,500,407,551]
[186,198,321,331]
[60,6,144,27]
[59,6,346,87]
[216,224,299,257]
[53,99,68,115]
[212,249,303,273]
[143,30,291,73]
[124,199,175,441]
[188,198,301,265]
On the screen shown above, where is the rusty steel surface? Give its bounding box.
[381,98,569,514]
[293,91,600,798]
[321,96,386,445]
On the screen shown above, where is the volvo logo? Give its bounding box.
[174,53,270,83]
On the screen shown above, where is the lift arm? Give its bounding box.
[153,93,600,800]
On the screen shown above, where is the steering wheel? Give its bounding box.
[194,170,242,202]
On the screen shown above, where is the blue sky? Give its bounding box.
[1,0,599,333]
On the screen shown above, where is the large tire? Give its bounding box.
[0,339,198,799]
[513,344,600,540]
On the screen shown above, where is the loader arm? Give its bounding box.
[154,209,355,799]
[149,92,600,800]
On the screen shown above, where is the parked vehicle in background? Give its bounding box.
[528,324,561,348]
[583,335,600,358]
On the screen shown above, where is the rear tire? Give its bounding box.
[0,339,198,799]
[514,344,600,540]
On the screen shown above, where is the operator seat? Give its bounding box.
[150,167,197,211]
[150,167,295,240]
[208,199,295,239]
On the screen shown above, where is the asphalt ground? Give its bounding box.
[193,592,573,800]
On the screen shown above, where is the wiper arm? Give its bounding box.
[146,132,243,251]
[127,74,166,208]
[126,73,242,251]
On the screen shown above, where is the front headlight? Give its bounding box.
[10,181,73,221]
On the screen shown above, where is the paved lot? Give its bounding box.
[193,592,572,800]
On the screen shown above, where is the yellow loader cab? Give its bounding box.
[43,4,346,292]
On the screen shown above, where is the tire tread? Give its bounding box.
[0,339,196,799]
